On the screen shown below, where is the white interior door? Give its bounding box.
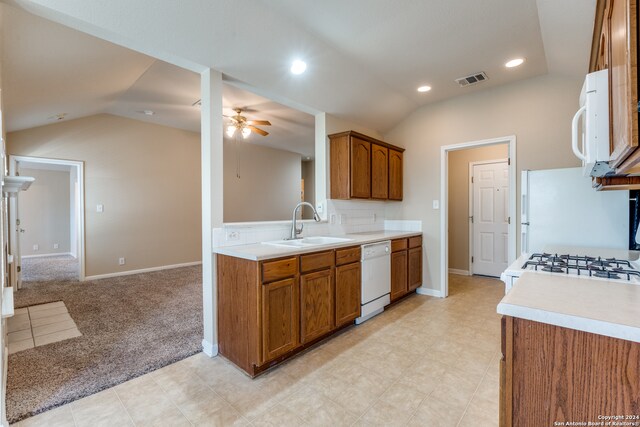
[8,162,22,290]
[472,161,509,277]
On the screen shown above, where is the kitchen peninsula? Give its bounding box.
[213,230,422,377]
[497,272,640,426]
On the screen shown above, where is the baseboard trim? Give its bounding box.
[21,252,72,259]
[202,340,218,357]
[84,261,202,281]
[416,287,445,298]
[448,268,470,276]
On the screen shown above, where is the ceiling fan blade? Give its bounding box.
[248,120,271,126]
[248,125,269,136]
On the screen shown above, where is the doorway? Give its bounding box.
[8,156,85,289]
[440,136,516,297]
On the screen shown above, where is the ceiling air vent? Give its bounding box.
[455,72,489,88]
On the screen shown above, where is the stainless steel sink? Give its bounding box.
[262,236,353,248]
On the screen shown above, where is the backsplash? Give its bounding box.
[213,199,421,248]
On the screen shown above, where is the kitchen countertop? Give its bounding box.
[497,271,640,343]
[212,230,422,261]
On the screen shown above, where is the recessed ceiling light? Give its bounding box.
[505,58,525,68]
[139,110,155,116]
[290,60,307,75]
[417,85,432,93]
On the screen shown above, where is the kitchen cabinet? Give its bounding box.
[262,277,299,362]
[500,316,640,426]
[408,248,422,291]
[371,144,389,199]
[350,137,372,198]
[588,0,640,186]
[388,149,403,200]
[335,261,361,327]
[299,251,335,345]
[390,250,408,301]
[390,236,422,300]
[329,130,405,200]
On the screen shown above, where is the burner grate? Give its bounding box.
[522,253,640,281]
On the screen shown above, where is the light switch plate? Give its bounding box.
[432,200,440,210]
[96,204,104,213]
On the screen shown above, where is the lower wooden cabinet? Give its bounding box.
[390,250,408,301]
[217,236,421,377]
[501,316,640,426]
[300,269,334,344]
[261,277,299,363]
[408,247,422,291]
[391,237,422,300]
[335,262,361,327]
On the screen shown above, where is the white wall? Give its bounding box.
[223,140,302,222]
[19,167,71,257]
[385,74,582,294]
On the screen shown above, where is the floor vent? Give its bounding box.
[455,72,489,87]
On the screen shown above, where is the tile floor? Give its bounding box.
[12,274,504,426]
[7,302,81,354]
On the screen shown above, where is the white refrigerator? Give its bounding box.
[521,167,629,254]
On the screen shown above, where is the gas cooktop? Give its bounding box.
[522,253,640,281]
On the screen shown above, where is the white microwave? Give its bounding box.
[571,69,612,177]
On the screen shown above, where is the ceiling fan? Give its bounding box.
[225,108,271,139]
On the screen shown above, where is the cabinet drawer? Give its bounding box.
[262,257,298,283]
[300,251,334,273]
[409,236,422,248]
[335,246,361,266]
[391,238,408,252]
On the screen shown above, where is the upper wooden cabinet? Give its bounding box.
[589,0,640,186]
[371,144,389,199]
[329,131,405,201]
[388,149,403,200]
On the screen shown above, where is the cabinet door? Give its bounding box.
[608,0,638,169]
[300,269,334,344]
[388,149,403,200]
[371,144,389,199]
[335,262,361,327]
[390,250,408,301]
[350,137,371,198]
[262,277,299,362]
[408,247,422,291]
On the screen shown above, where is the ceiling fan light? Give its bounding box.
[241,127,251,139]
[226,125,236,138]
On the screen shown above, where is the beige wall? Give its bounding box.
[7,113,202,277]
[385,74,582,293]
[19,168,71,256]
[223,140,302,222]
[448,145,509,272]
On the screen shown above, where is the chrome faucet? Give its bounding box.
[289,202,321,240]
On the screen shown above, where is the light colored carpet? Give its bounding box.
[7,264,203,423]
[21,255,79,282]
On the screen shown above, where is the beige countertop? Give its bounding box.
[212,230,422,261]
[497,271,640,343]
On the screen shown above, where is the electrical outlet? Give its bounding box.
[118,257,125,265]
[330,214,337,224]
[96,204,104,213]
[53,243,59,249]
[226,231,240,241]
[33,244,39,251]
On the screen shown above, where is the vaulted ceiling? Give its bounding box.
[2,0,596,140]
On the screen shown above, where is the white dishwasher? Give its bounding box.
[356,240,391,324]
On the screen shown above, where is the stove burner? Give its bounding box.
[541,266,564,273]
[523,253,640,281]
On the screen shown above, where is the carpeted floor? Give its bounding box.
[22,255,79,282]
[7,262,203,424]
